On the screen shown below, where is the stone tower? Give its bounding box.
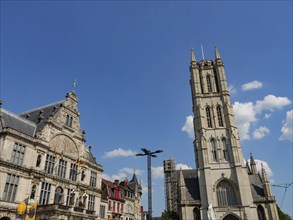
[188,48,279,220]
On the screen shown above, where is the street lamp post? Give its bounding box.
[136,148,163,220]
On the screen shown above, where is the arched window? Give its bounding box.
[222,138,229,161]
[216,106,224,127]
[257,205,266,220]
[217,180,237,207]
[206,75,212,93]
[211,139,218,162]
[206,107,213,128]
[193,207,201,220]
[54,186,64,204]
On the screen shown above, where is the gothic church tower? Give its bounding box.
[189,48,279,220]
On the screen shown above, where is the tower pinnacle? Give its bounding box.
[190,48,196,62]
[215,46,222,60]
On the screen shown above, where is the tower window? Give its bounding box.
[216,180,237,206]
[222,138,229,161]
[217,106,224,127]
[211,139,218,162]
[206,75,212,93]
[206,107,213,128]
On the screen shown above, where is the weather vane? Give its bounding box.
[72,79,77,93]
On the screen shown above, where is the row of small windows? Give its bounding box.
[206,106,224,128]
[210,138,230,162]
[9,142,97,187]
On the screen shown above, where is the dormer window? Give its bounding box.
[66,115,73,127]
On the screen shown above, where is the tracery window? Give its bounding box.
[217,180,237,206]
[206,107,213,128]
[217,106,224,127]
[211,138,218,162]
[206,75,212,93]
[222,138,229,161]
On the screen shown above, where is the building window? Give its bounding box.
[66,189,71,206]
[217,106,224,127]
[39,182,51,205]
[66,115,73,127]
[206,107,213,128]
[57,159,67,178]
[216,180,237,207]
[69,163,78,181]
[11,143,25,165]
[211,139,218,162]
[90,171,97,187]
[100,205,106,218]
[257,205,267,220]
[222,138,229,161]
[44,154,55,174]
[88,194,95,211]
[206,75,212,93]
[54,186,64,204]
[2,174,19,202]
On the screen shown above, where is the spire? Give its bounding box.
[250,153,257,174]
[215,46,222,60]
[261,163,269,181]
[191,48,196,62]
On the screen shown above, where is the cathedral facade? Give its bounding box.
[165,48,279,220]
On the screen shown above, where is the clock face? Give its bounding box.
[50,135,79,159]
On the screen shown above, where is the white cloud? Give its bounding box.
[253,126,270,140]
[233,95,291,140]
[228,84,237,94]
[103,148,137,158]
[254,95,291,113]
[175,163,193,170]
[151,166,164,179]
[279,109,293,142]
[264,113,271,119]
[103,167,143,181]
[181,115,194,138]
[242,80,263,91]
[233,102,257,140]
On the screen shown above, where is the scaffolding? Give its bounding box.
[163,158,177,213]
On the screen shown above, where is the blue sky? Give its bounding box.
[1,1,292,217]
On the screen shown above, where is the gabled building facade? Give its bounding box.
[101,174,143,220]
[0,91,103,220]
[165,48,279,220]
